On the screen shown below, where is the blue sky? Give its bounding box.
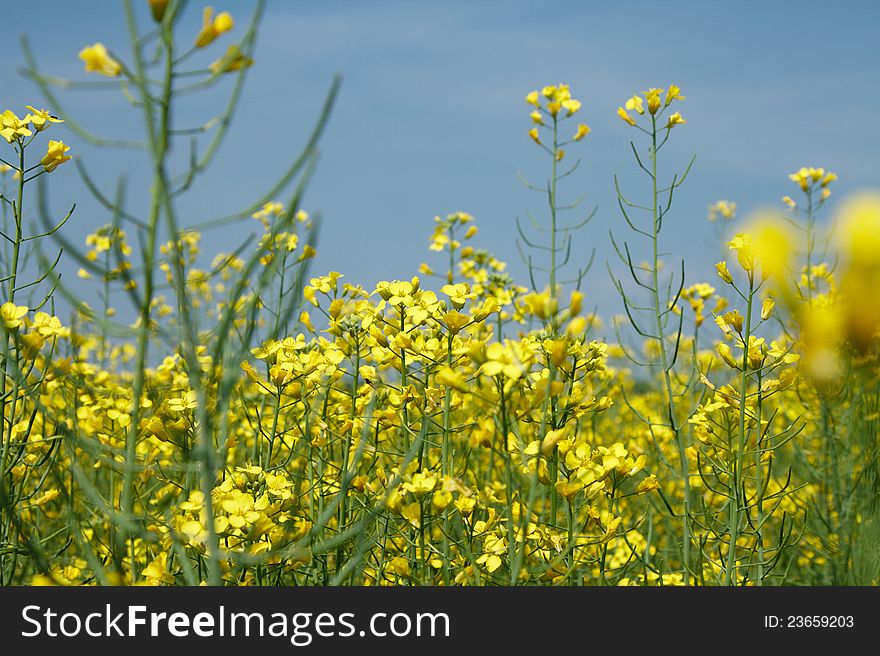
[3,0,879,324]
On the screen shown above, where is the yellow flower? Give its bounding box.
[637,474,660,494]
[403,470,438,495]
[665,84,684,105]
[195,7,234,48]
[441,283,475,309]
[645,88,663,114]
[708,200,736,222]
[736,214,794,280]
[665,111,686,128]
[617,107,636,126]
[209,45,253,75]
[41,140,72,172]
[561,98,581,115]
[31,312,69,338]
[168,390,198,413]
[745,335,767,370]
[482,342,526,380]
[1,302,28,330]
[78,43,122,77]
[436,366,468,392]
[572,123,590,141]
[716,261,733,284]
[528,127,541,144]
[142,553,175,585]
[25,106,63,132]
[727,233,755,272]
[624,95,644,115]
[525,91,540,106]
[1,110,33,143]
[837,192,880,266]
[788,166,836,193]
[761,298,775,321]
[529,110,544,125]
[717,342,739,369]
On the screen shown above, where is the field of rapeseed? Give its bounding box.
[2,1,879,587]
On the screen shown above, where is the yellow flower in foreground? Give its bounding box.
[1,302,29,330]
[195,7,234,48]
[25,106,63,132]
[735,214,794,280]
[41,140,72,172]
[525,91,540,106]
[78,43,122,77]
[1,110,33,143]
[837,192,880,266]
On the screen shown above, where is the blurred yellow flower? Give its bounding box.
[210,44,254,74]
[573,123,590,141]
[195,7,234,48]
[708,200,736,222]
[78,43,122,77]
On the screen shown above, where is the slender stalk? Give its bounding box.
[727,271,755,585]
[649,116,690,575]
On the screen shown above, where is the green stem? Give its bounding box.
[727,271,755,585]
[649,116,690,576]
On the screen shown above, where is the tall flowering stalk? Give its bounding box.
[21,0,338,585]
[610,86,695,576]
[0,106,72,583]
